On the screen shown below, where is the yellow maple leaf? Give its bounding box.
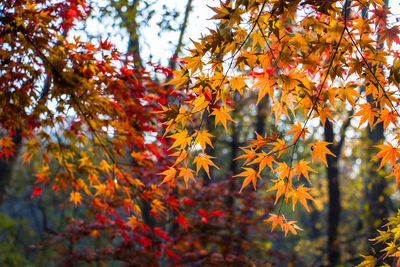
[229,76,247,95]
[182,55,203,73]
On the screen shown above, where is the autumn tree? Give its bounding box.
[0,0,187,265]
[162,0,400,265]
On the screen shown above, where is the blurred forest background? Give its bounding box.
[1,0,400,266]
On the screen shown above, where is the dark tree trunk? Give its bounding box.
[324,120,341,267]
[255,97,268,137]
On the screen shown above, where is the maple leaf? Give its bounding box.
[210,106,235,132]
[248,151,275,173]
[178,167,196,188]
[269,138,289,158]
[252,74,276,103]
[159,167,177,185]
[31,187,43,199]
[378,25,400,50]
[234,168,261,193]
[245,131,279,150]
[309,141,335,167]
[388,163,400,188]
[356,255,377,267]
[0,137,15,161]
[168,129,192,150]
[70,191,82,207]
[182,55,204,73]
[284,121,309,143]
[282,220,303,237]
[164,68,190,89]
[372,142,400,169]
[193,130,214,152]
[352,103,378,129]
[229,76,247,95]
[378,109,397,132]
[176,215,191,231]
[192,154,219,179]
[274,162,294,181]
[268,179,292,204]
[289,185,314,211]
[271,101,290,125]
[281,69,303,91]
[264,213,285,232]
[171,150,190,166]
[293,160,317,184]
[236,148,257,165]
[338,82,361,108]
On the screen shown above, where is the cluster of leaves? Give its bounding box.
[0,0,189,264]
[4,0,400,264]
[0,0,290,265]
[161,0,400,258]
[359,210,400,266]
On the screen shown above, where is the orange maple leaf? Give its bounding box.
[352,103,378,129]
[274,162,294,181]
[378,109,397,132]
[387,163,400,188]
[193,154,219,179]
[159,167,177,185]
[168,129,192,150]
[284,121,309,143]
[236,148,257,165]
[244,131,279,150]
[289,185,314,211]
[269,138,289,158]
[234,168,261,193]
[309,141,335,167]
[282,220,303,236]
[372,142,400,169]
[268,179,292,204]
[264,213,285,231]
[293,160,317,184]
[193,130,214,152]
[248,151,275,173]
[210,106,235,131]
[252,73,276,103]
[70,191,82,207]
[178,167,196,188]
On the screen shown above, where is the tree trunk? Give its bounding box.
[324,120,341,267]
